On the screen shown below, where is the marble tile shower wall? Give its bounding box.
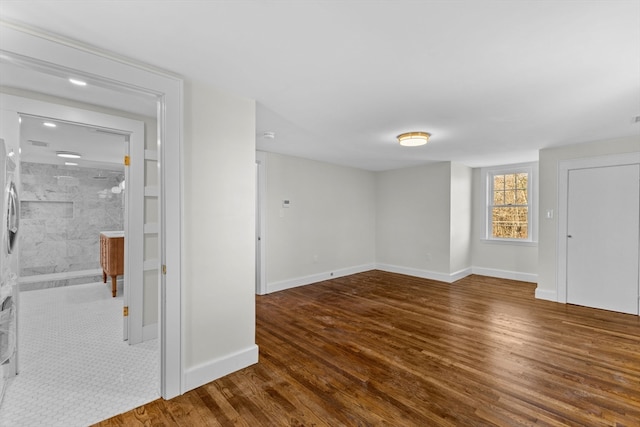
[20,162,124,286]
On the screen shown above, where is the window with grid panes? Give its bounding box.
[490,172,529,238]
[482,163,536,243]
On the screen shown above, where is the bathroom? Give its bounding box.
[19,116,126,291]
[0,108,160,425]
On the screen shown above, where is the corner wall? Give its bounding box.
[375,162,473,282]
[536,136,640,301]
[469,168,538,282]
[263,152,376,291]
[183,80,258,390]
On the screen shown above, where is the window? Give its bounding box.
[482,163,537,243]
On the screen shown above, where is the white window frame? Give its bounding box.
[481,162,538,245]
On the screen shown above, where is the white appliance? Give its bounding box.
[0,137,19,404]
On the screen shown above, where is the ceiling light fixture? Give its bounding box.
[69,78,87,86]
[43,122,57,128]
[56,151,82,159]
[397,131,431,147]
[65,162,78,166]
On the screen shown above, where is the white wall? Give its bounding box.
[470,167,538,282]
[450,163,473,274]
[536,136,640,300]
[183,80,258,388]
[375,162,453,277]
[264,152,376,291]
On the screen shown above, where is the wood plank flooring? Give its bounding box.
[95,271,640,426]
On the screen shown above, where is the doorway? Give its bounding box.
[557,152,640,315]
[1,23,183,399]
[0,97,159,424]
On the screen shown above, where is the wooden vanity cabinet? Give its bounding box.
[100,231,124,297]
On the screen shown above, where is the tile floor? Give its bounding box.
[0,282,159,426]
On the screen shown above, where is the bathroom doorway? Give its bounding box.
[0,94,160,425]
[1,23,184,403]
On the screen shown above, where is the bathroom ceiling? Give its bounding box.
[1,1,639,171]
[19,115,126,171]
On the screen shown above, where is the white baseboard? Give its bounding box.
[534,288,557,301]
[266,263,537,292]
[142,323,158,341]
[267,263,376,293]
[471,267,537,283]
[184,345,259,393]
[18,269,102,284]
[376,264,472,283]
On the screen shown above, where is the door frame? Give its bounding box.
[557,151,640,305]
[0,22,184,398]
[6,99,144,344]
[255,151,267,295]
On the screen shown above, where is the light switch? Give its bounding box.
[545,209,554,219]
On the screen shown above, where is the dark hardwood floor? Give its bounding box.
[95,271,640,426]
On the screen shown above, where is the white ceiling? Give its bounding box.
[1,1,639,171]
[19,115,126,171]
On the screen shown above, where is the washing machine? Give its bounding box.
[0,137,19,404]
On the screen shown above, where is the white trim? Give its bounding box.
[145,186,159,197]
[144,149,158,161]
[450,268,473,282]
[124,111,145,346]
[267,264,376,293]
[265,264,539,292]
[255,151,267,295]
[183,345,259,393]
[143,259,159,271]
[479,238,538,247]
[1,22,184,399]
[557,151,640,305]
[471,267,537,283]
[144,222,159,234]
[143,322,158,341]
[535,288,557,301]
[480,161,538,244]
[376,263,471,284]
[18,269,101,284]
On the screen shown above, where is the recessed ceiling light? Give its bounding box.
[56,151,82,159]
[43,122,57,128]
[69,78,87,86]
[65,162,78,166]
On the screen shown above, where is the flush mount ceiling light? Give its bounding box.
[43,122,57,128]
[64,162,78,166]
[56,151,82,159]
[397,131,431,147]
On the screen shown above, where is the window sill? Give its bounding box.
[480,238,538,247]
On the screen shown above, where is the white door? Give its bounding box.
[566,164,640,315]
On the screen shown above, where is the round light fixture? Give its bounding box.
[397,131,431,147]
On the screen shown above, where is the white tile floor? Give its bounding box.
[0,282,159,426]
